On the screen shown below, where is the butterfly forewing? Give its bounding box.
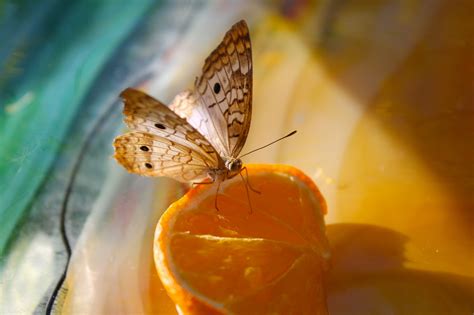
[184,20,252,159]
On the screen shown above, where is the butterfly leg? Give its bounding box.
[191,180,220,211]
[239,171,254,214]
[214,180,221,212]
[241,167,261,194]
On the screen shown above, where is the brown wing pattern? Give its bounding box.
[120,88,220,166]
[169,90,197,121]
[114,132,211,182]
[113,88,222,182]
[193,20,252,158]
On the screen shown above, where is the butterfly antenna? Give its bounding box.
[238,130,297,159]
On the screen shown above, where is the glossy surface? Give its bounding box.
[0,1,472,314]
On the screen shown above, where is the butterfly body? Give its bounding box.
[208,157,243,182]
[114,20,253,187]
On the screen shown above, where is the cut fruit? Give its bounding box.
[154,164,330,314]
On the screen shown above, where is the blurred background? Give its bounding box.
[0,0,472,314]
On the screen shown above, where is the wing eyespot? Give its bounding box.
[155,123,166,130]
[144,163,153,169]
[213,82,221,94]
[140,146,149,152]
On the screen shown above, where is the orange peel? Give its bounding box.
[154,164,330,314]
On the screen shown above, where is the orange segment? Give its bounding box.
[154,164,330,314]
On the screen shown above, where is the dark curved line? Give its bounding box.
[44,8,199,313]
[45,95,120,314]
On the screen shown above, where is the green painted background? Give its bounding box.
[0,0,154,254]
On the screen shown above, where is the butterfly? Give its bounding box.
[113,20,296,210]
[113,20,257,206]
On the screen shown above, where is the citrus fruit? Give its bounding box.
[154,164,330,314]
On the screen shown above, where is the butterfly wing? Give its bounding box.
[172,20,252,159]
[113,88,221,182]
[169,90,199,125]
[114,132,212,182]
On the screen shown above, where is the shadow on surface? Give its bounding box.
[326,223,474,315]
[315,0,474,222]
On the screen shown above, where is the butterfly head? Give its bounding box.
[225,158,243,175]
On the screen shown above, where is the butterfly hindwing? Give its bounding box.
[114,132,211,182]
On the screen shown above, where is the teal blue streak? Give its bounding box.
[0,0,154,254]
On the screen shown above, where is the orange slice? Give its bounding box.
[154,164,330,314]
